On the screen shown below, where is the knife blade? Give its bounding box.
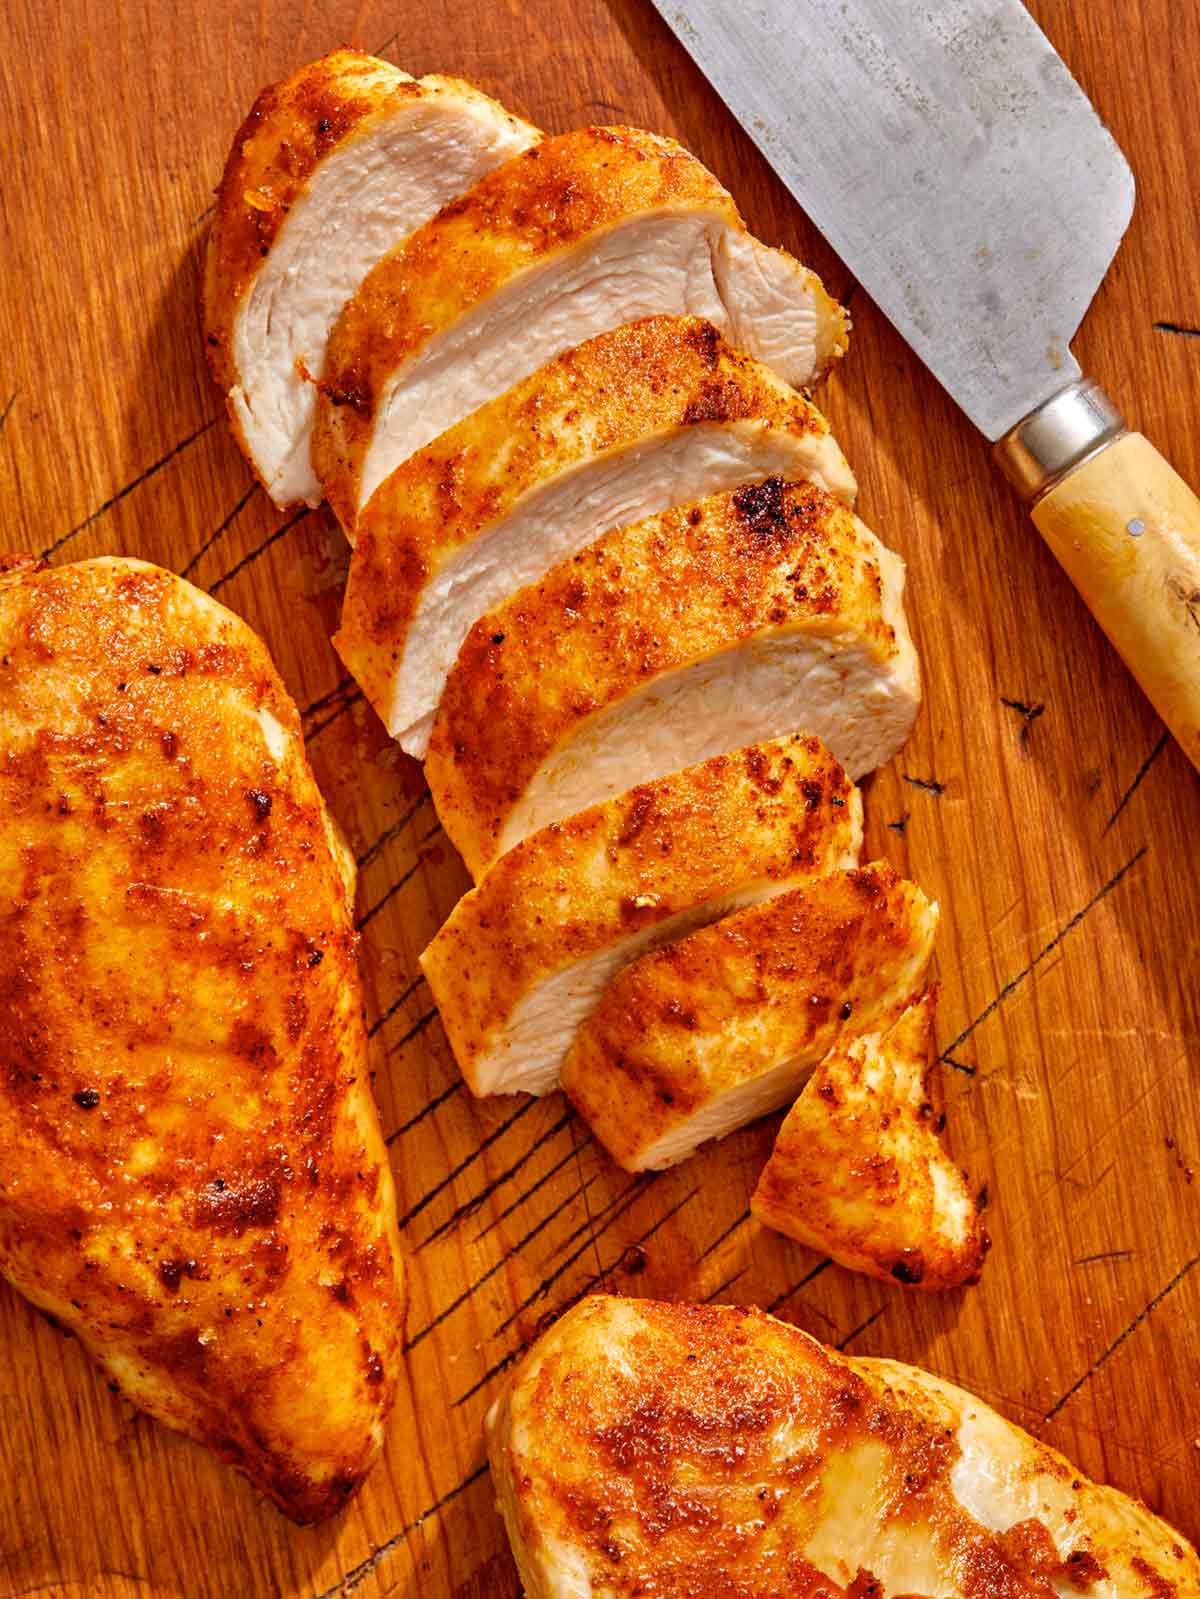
[652,0,1200,774]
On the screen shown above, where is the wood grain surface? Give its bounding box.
[1,2,1198,1594]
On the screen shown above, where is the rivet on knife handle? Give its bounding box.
[997,382,1200,775]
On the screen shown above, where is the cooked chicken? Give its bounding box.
[0,557,405,1523]
[426,477,920,878]
[336,316,858,757]
[487,1296,1199,1599]
[420,737,862,1098]
[204,50,538,507]
[312,126,849,524]
[562,862,937,1172]
[753,992,988,1288]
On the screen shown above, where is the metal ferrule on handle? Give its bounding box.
[994,380,1127,501]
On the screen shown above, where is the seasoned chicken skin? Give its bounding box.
[0,558,405,1523]
[204,50,538,507]
[562,862,938,1173]
[312,125,849,522]
[487,1296,1200,1599]
[753,991,988,1288]
[426,477,920,877]
[336,315,857,757]
[420,737,861,1097]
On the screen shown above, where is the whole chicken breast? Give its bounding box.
[420,736,862,1098]
[336,315,857,757]
[425,477,920,878]
[487,1296,1200,1599]
[203,50,539,507]
[752,991,988,1289]
[312,126,849,524]
[0,558,405,1522]
[561,862,940,1175]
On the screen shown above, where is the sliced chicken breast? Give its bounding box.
[562,862,937,1173]
[486,1296,1199,1599]
[0,557,405,1522]
[337,316,857,757]
[204,50,539,507]
[753,992,988,1289]
[420,737,862,1098]
[426,478,920,878]
[312,126,849,523]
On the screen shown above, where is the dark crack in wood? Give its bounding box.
[42,417,219,559]
[418,1109,575,1249]
[181,482,256,578]
[405,1165,606,1353]
[1042,1254,1200,1423]
[384,1076,461,1146]
[766,1257,832,1313]
[939,846,1147,1070]
[393,1098,536,1232]
[696,1206,751,1264]
[1104,730,1169,833]
[368,972,428,1040]
[0,388,18,439]
[357,791,432,873]
[903,773,946,796]
[838,1304,886,1350]
[1154,320,1200,338]
[209,504,312,594]
[311,1461,489,1598]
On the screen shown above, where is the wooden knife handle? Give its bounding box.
[1032,431,1200,773]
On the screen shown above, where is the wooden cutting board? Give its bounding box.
[2,2,1198,1593]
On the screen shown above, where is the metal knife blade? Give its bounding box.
[650,0,1134,441]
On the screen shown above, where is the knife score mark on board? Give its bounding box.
[1104,730,1170,833]
[939,846,1148,1073]
[310,1461,492,1599]
[1042,1253,1200,1424]
[40,416,219,561]
[1153,321,1200,339]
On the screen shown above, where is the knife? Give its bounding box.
[650,0,1200,773]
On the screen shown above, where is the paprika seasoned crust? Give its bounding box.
[203,49,538,508]
[486,1296,1200,1599]
[419,736,862,1099]
[336,315,858,758]
[425,477,920,879]
[560,862,939,1176]
[752,991,989,1290]
[0,557,405,1523]
[311,125,849,524]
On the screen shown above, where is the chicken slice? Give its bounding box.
[752,991,988,1289]
[487,1296,1199,1599]
[420,736,862,1098]
[0,557,405,1523]
[336,315,857,757]
[203,49,539,508]
[311,125,849,523]
[426,477,919,878]
[562,862,936,1172]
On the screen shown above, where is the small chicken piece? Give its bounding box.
[486,1296,1200,1599]
[752,992,988,1289]
[336,315,857,757]
[312,126,849,523]
[562,862,936,1172]
[0,558,405,1522]
[426,477,919,878]
[203,50,538,507]
[420,736,862,1098]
